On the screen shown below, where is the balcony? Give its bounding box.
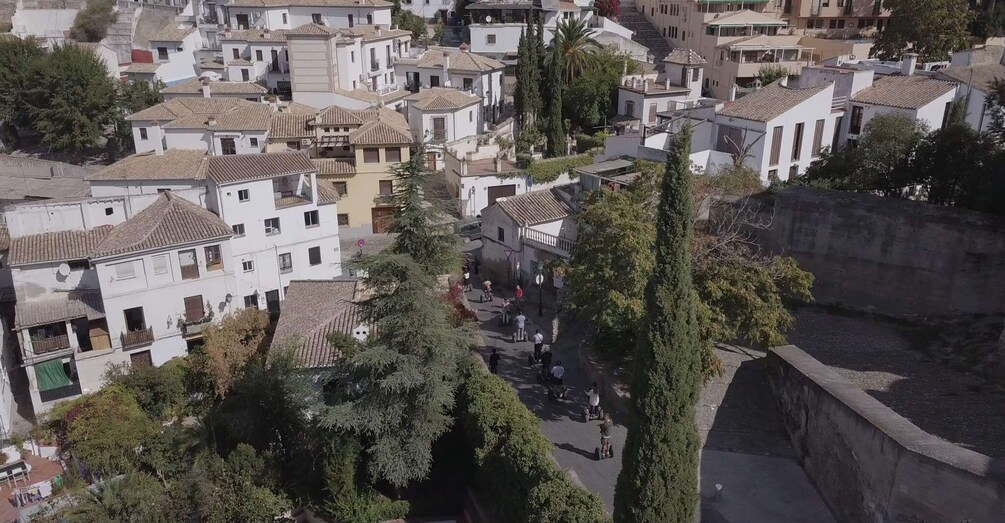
[521,227,575,258]
[39,382,82,403]
[182,318,212,337]
[275,190,312,209]
[31,334,70,354]
[121,327,154,350]
[181,264,200,280]
[370,61,381,72]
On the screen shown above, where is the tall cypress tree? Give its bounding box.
[613,125,701,522]
[524,19,542,126]
[543,45,566,157]
[514,28,528,124]
[387,144,458,275]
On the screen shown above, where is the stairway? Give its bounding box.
[616,0,671,65]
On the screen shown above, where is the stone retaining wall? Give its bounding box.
[766,345,1005,523]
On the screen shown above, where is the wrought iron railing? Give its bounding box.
[32,334,70,354]
[521,227,575,257]
[121,327,154,349]
[39,382,82,403]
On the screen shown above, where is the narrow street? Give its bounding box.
[465,278,625,514]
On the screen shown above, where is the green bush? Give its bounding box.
[575,132,608,154]
[523,153,594,184]
[457,365,608,522]
[71,0,118,42]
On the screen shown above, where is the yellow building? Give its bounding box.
[269,106,412,237]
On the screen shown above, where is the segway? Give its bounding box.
[547,382,568,402]
[595,440,614,460]
[582,404,604,423]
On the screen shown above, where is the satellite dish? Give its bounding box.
[56,263,70,277]
[485,15,492,22]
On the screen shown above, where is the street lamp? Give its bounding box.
[535,262,544,317]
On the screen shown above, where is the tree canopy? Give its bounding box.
[387,145,458,274]
[70,0,118,42]
[873,0,974,61]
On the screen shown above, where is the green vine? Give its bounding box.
[521,153,594,184]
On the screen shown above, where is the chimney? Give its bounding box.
[201,77,211,98]
[376,25,382,36]
[494,156,502,173]
[208,116,217,127]
[151,122,164,156]
[665,75,671,89]
[459,43,470,53]
[779,75,789,87]
[442,52,451,87]
[902,52,918,76]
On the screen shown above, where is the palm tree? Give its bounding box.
[550,18,599,83]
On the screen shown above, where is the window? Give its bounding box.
[363,148,380,163]
[266,290,281,314]
[692,68,700,82]
[334,181,347,196]
[470,110,474,122]
[157,47,168,61]
[238,189,250,202]
[152,255,168,275]
[348,14,354,27]
[255,50,263,61]
[497,227,505,242]
[379,180,393,196]
[812,119,825,156]
[265,217,281,235]
[286,141,300,150]
[139,128,148,140]
[625,100,635,117]
[304,210,319,227]
[312,13,322,24]
[430,75,440,87]
[114,261,136,280]
[105,207,114,216]
[941,101,953,129]
[278,253,293,273]
[68,260,89,271]
[366,13,372,24]
[768,169,779,182]
[221,138,237,155]
[486,34,496,45]
[769,126,783,166]
[463,77,473,90]
[250,137,259,147]
[179,249,199,279]
[792,122,804,161]
[242,260,254,272]
[123,307,146,331]
[789,165,799,179]
[282,13,287,24]
[241,69,250,81]
[205,245,223,271]
[232,48,239,59]
[350,51,355,62]
[308,246,322,266]
[849,105,864,134]
[244,295,258,309]
[337,213,349,226]
[184,295,205,322]
[385,147,401,163]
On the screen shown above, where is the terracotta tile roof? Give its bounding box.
[348,107,411,144]
[405,87,480,110]
[937,64,1005,93]
[151,22,197,42]
[219,29,290,42]
[14,292,105,329]
[9,226,113,266]
[719,81,830,122]
[0,226,10,251]
[161,78,269,95]
[718,34,805,49]
[316,105,365,125]
[343,25,411,43]
[287,23,340,37]
[706,9,786,26]
[91,193,233,259]
[316,179,341,204]
[165,103,274,131]
[228,58,254,66]
[231,0,390,7]
[332,87,410,105]
[199,59,226,70]
[127,97,254,121]
[496,188,574,225]
[206,151,316,185]
[402,46,505,72]
[272,279,366,368]
[664,48,707,65]
[851,75,957,110]
[313,159,356,176]
[87,150,207,181]
[270,112,315,139]
[124,62,161,74]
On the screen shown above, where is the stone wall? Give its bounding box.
[755,187,1005,316]
[766,345,1005,523]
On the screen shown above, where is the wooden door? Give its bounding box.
[371,207,396,234]
[427,152,437,170]
[130,351,153,367]
[487,184,517,207]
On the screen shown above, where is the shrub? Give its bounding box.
[596,0,620,18]
[457,364,607,522]
[575,132,609,154]
[523,153,594,184]
[71,0,117,42]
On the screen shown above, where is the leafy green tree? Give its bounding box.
[103,359,187,420]
[318,435,410,521]
[71,0,118,42]
[516,20,543,128]
[0,36,44,132]
[543,45,567,157]
[564,48,639,131]
[55,387,157,476]
[35,473,184,523]
[873,0,974,61]
[391,0,402,16]
[985,77,1005,145]
[550,18,598,83]
[25,43,118,150]
[183,445,292,523]
[393,11,426,40]
[320,253,473,488]
[756,64,789,85]
[195,308,270,398]
[614,125,701,522]
[387,145,458,274]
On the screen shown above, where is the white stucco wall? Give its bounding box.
[151,31,202,85]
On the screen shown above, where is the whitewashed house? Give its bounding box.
[395,45,506,124]
[225,0,393,31]
[841,71,957,147]
[220,28,292,93]
[148,22,203,85]
[270,278,366,370]
[405,87,482,145]
[937,63,1005,135]
[161,77,270,101]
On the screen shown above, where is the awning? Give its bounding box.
[35,358,71,392]
[14,293,105,330]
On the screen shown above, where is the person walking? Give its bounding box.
[462,267,471,291]
[599,413,613,458]
[539,346,553,374]
[515,285,524,302]
[489,349,500,374]
[514,311,527,342]
[532,329,544,361]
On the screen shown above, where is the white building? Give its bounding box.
[225,0,393,31]
[405,87,482,145]
[161,77,270,101]
[147,21,203,85]
[840,71,957,147]
[398,0,453,22]
[220,28,292,92]
[395,45,507,124]
[270,278,366,370]
[937,63,1005,135]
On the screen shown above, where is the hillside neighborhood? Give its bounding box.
[0,0,1004,521]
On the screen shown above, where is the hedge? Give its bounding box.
[457,365,608,523]
[524,153,594,184]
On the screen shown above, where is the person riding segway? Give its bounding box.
[480,279,493,302]
[596,413,614,460]
[582,383,603,422]
[547,361,567,400]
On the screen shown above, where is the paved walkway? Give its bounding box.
[466,278,834,521]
